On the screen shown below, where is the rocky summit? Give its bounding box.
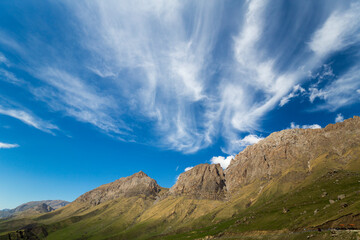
[75,171,161,205]
[225,116,360,195]
[169,163,226,200]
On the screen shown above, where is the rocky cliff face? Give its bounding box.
[225,116,360,195]
[169,164,226,200]
[75,171,161,205]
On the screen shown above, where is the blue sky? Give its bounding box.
[0,0,360,209]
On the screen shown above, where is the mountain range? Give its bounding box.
[0,201,69,219]
[0,116,359,239]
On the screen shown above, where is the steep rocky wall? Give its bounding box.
[169,163,226,200]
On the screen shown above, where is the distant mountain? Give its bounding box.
[0,116,359,240]
[0,200,69,219]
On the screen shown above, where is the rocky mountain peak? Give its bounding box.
[169,163,226,200]
[225,116,360,195]
[75,171,161,205]
[132,170,148,177]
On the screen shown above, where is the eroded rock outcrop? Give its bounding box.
[169,164,226,200]
[225,116,360,195]
[75,171,161,205]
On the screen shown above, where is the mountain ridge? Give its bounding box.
[75,170,162,206]
[0,200,69,219]
[1,116,359,239]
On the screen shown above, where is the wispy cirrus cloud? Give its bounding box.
[0,105,58,134]
[0,52,10,66]
[0,0,359,155]
[0,69,24,85]
[309,2,360,57]
[66,0,223,152]
[31,68,129,136]
[308,66,360,110]
[0,142,19,149]
[279,85,306,107]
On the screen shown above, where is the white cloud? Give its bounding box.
[0,1,359,155]
[357,89,360,94]
[223,134,264,155]
[63,0,223,153]
[184,166,193,172]
[308,87,325,103]
[0,69,23,85]
[303,124,321,129]
[0,142,19,149]
[239,134,264,145]
[335,113,344,123]
[0,52,9,66]
[280,84,305,107]
[0,106,58,134]
[222,0,322,151]
[31,68,129,136]
[210,155,234,169]
[308,66,360,110]
[309,2,360,57]
[308,64,335,82]
[0,31,23,53]
[290,122,321,129]
[290,122,299,129]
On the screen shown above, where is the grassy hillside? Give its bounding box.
[157,170,360,240]
[2,168,358,240]
[1,125,359,239]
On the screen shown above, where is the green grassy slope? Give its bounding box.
[158,170,360,240]
[45,154,360,240]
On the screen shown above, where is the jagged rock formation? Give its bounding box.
[169,164,226,200]
[225,116,360,194]
[0,200,69,219]
[75,171,161,205]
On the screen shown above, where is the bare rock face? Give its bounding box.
[169,164,226,200]
[75,171,161,205]
[225,116,360,195]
